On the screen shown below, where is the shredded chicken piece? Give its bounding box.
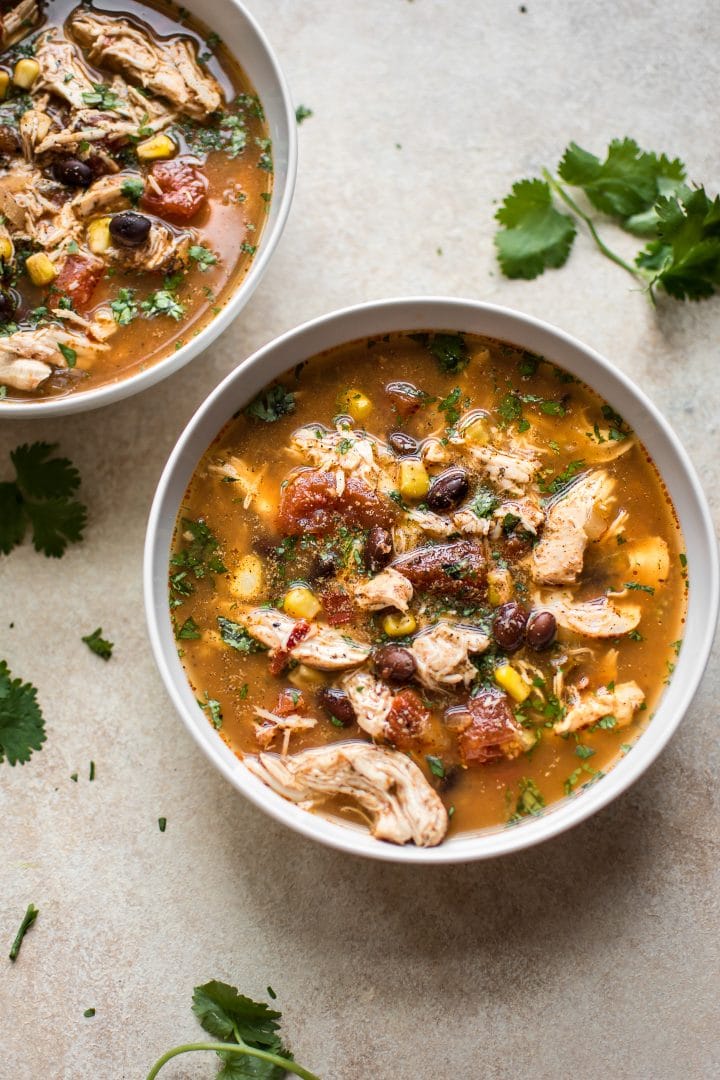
[532,471,615,585]
[0,0,39,48]
[421,438,451,465]
[451,508,491,537]
[290,425,394,493]
[70,10,222,119]
[535,590,641,638]
[34,28,98,109]
[555,680,645,734]
[411,622,489,691]
[354,568,413,612]
[0,309,117,390]
[19,107,52,159]
[240,608,370,670]
[106,223,193,273]
[245,742,448,847]
[339,670,393,738]
[0,163,83,249]
[493,497,545,537]
[252,707,317,754]
[208,456,268,511]
[72,175,132,218]
[462,442,540,495]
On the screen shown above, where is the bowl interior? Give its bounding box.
[144,298,719,863]
[2,0,297,418]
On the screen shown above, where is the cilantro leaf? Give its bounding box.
[218,617,266,653]
[295,104,313,124]
[192,981,290,1079]
[189,244,218,271]
[558,137,686,220]
[171,518,227,583]
[244,384,296,423]
[10,442,80,500]
[177,616,201,640]
[82,628,113,660]
[24,496,87,558]
[142,290,184,321]
[495,178,576,279]
[429,333,468,373]
[0,481,25,553]
[0,660,46,766]
[58,342,77,368]
[635,186,720,300]
[1,443,86,558]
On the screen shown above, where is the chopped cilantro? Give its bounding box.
[110,288,138,326]
[472,487,500,519]
[121,177,144,206]
[81,83,122,110]
[295,104,313,124]
[624,581,655,595]
[244,384,296,423]
[437,387,462,427]
[188,244,218,271]
[142,290,184,321]
[539,459,585,495]
[198,691,222,729]
[177,616,201,640]
[9,903,38,962]
[158,817,167,833]
[575,744,596,759]
[217,617,267,654]
[508,777,545,821]
[57,342,77,368]
[426,755,445,778]
[81,628,113,661]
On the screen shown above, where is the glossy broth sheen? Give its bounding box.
[2,0,271,400]
[171,332,687,837]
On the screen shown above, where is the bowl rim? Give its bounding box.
[144,296,720,864]
[0,0,298,419]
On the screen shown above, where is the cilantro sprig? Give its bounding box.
[495,137,720,302]
[145,980,319,1079]
[0,442,87,558]
[0,660,46,766]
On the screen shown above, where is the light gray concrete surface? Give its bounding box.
[2,1,719,1077]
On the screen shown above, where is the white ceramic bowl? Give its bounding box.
[144,298,719,863]
[3,0,297,419]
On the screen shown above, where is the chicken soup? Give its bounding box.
[0,0,271,400]
[169,331,687,847]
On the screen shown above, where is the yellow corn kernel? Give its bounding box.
[487,567,513,607]
[230,554,264,600]
[337,387,372,422]
[494,663,530,703]
[288,664,328,690]
[283,585,321,621]
[399,458,430,502]
[382,612,417,637]
[25,252,57,286]
[13,58,40,89]
[0,71,10,101]
[136,133,177,161]
[462,414,491,445]
[87,216,111,254]
[0,234,14,262]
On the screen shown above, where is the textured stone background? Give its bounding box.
[2,1,719,1077]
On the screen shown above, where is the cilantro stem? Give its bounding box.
[541,168,644,284]
[145,1040,320,1080]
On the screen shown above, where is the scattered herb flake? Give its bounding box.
[82,627,113,660]
[9,903,38,962]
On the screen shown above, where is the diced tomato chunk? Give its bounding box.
[320,586,354,625]
[457,690,522,765]
[386,688,432,750]
[140,159,209,222]
[278,470,395,536]
[275,688,306,716]
[54,255,103,308]
[269,619,311,675]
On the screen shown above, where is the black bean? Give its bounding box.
[318,687,356,726]
[526,610,557,650]
[0,288,18,322]
[313,548,341,578]
[53,157,94,188]
[365,525,393,572]
[492,601,528,652]
[373,644,416,685]
[388,430,419,456]
[426,467,470,512]
[109,211,152,247]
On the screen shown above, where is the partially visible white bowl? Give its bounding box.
[3,0,297,418]
[144,298,719,863]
